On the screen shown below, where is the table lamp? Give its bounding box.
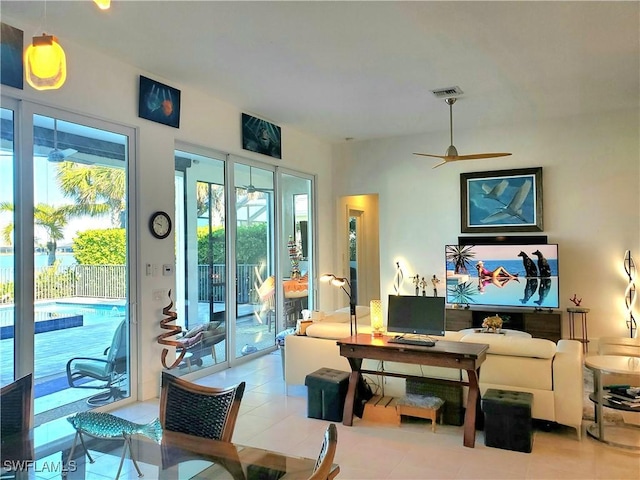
[320,273,357,336]
[370,300,384,337]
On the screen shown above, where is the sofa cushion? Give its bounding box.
[304,322,372,339]
[461,333,556,359]
[319,305,370,323]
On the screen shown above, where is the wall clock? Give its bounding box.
[149,211,172,239]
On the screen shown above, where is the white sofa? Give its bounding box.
[284,306,584,438]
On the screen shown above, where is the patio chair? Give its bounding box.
[176,321,226,367]
[160,371,245,442]
[254,275,276,332]
[309,423,338,480]
[66,319,128,406]
[1,373,34,464]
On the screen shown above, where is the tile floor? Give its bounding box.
[34,351,639,480]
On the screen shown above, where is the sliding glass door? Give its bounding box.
[234,163,275,359]
[0,99,136,425]
[281,172,315,322]
[174,148,315,372]
[175,150,228,370]
[0,106,17,388]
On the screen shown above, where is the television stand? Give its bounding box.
[534,307,554,314]
[445,306,561,342]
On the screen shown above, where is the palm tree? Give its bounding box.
[56,163,125,227]
[0,202,82,265]
[0,202,14,247]
[446,244,476,274]
[197,181,225,225]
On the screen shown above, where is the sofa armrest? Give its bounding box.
[552,339,584,430]
[284,335,350,386]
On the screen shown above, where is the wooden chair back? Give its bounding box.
[160,371,245,442]
[309,423,338,480]
[0,373,33,437]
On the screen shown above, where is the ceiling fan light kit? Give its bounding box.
[47,118,78,162]
[242,166,273,194]
[414,96,511,168]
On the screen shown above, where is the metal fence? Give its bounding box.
[197,263,258,304]
[0,263,261,303]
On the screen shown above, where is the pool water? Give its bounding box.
[0,301,126,328]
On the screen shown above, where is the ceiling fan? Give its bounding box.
[241,166,273,194]
[413,97,511,168]
[47,118,78,162]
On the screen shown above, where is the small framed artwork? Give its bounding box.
[138,75,180,128]
[242,113,281,159]
[460,167,543,233]
[1,22,24,89]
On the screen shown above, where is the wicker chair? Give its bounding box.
[160,371,245,442]
[1,373,34,463]
[309,423,339,480]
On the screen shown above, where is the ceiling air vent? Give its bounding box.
[430,86,463,98]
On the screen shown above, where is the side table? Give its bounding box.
[585,355,640,451]
[566,307,590,353]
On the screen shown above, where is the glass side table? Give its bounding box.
[64,411,162,479]
[585,355,640,451]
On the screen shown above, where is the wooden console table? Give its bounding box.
[337,334,488,448]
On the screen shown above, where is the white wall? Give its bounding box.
[333,108,640,344]
[2,27,334,400]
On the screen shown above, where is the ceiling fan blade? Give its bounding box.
[432,160,448,169]
[413,152,447,159]
[47,148,78,162]
[455,152,512,160]
[415,97,512,166]
[60,148,78,158]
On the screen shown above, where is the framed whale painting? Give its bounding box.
[460,167,543,233]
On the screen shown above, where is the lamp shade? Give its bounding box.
[93,0,111,9]
[370,299,383,337]
[24,34,67,90]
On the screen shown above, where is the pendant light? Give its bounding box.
[24,0,67,91]
[24,33,66,90]
[93,0,111,10]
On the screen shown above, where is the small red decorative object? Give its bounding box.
[569,294,582,307]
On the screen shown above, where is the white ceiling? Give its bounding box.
[2,1,638,143]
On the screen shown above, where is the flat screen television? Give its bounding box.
[445,243,559,309]
[387,295,446,336]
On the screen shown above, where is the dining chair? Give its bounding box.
[1,373,34,465]
[309,423,339,480]
[0,373,33,437]
[160,371,245,442]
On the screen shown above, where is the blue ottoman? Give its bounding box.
[482,389,533,453]
[305,368,350,422]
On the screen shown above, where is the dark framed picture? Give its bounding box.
[242,113,281,159]
[1,22,24,89]
[138,75,180,128]
[460,167,543,233]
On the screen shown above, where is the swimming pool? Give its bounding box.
[0,300,126,338]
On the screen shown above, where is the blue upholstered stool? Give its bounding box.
[305,368,350,422]
[482,389,534,453]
